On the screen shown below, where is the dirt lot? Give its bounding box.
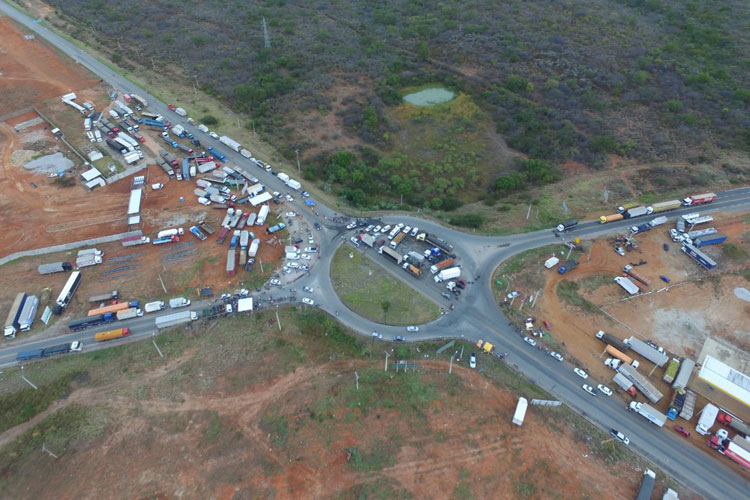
[0,311,691,499]
[494,210,750,468]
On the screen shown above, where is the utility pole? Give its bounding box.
[449,353,455,374]
[193,75,198,96]
[41,443,58,459]
[355,371,359,391]
[384,351,390,371]
[158,274,167,293]
[20,365,37,390]
[295,149,300,172]
[275,305,281,330]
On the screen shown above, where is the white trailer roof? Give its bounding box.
[128,188,143,215]
[85,178,105,189]
[698,355,750,409]
[81,167,102,182]
[250,192,273,206]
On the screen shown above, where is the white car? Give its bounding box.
[366,225,375,232]
[301,254,311,260]
[410,227,419,237]
[299,265,310,271]
[350,237,360,247]
[610,429,630,446]
[507,291,520,299]
[273,191,280,198]
[573,368,588,379]
[582,384,597,397]
[302,297,314,305]
[308,235,314,244]
[70,341,83,352]
[403,226,411,234]
[406,326,419,332]
[198,197,211,206]
[381,225,391,233]
[303,286,314,293]
[285,195,294,202]
[597,384,613,396]
[209,131,219,139]
[270,278,281,286]
[523,336,536,347]
[395,223,404,229]
[346,221,357,229]
[151,183,164,190]
[288,262,299,269]
[469,353,477,369]
[371,331,382,339]
[373,225,381,233]
[234,289,250,296]
[285,211,296,217]
[549,352,564,362]
[304,247,317,253]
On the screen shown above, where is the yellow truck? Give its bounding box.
[94,327,129,342]
[599,213,624,224]
[606,345,634,365]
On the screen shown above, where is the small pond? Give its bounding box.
[403,87,455,106]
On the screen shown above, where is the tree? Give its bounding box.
[494,173,526,195]
[381,300,390,321]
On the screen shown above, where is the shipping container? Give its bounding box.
[94,327,129,342]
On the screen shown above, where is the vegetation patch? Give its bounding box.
[330,246,439,325]
[556,281,602,316]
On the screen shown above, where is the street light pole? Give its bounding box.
[384,351,390,371]
[295,149,301,172]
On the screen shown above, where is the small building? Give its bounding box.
[85,177,105,190]
[87,149,103,162]
[80,167,101,183]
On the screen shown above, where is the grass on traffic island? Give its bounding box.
[330,245,439,326]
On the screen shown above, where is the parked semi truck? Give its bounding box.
[612,372,637,396]
[144,301,166,313]
[88,290,119,303]
[636,469,656,500]
[95,327,129,342]
[116,307,143,320]
[624,206,651,218]
[683,192,717,206]
[434,267,461,283]
[618,363,663,403]
[650,199,681,213]
[227,249,236,277]
[626,337,668,367]
[628,401,667,427]
[694,233,727,247]
[708,432,750,470]
[16,341,82,361]
[430,258,455,274]
[595,331,630,352]
[68,312,116,331]
[663,358,680,384]
[697,403,719,435]
[88,302,138,317]
[155,310,198,329]
[38,262,73,275]
[3,292,27,338]
[219,135,241,152]
[666,389,686,420]
[17,295,39,332]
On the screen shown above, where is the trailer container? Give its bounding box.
[697,404,720,435]
[257,205,270,225]
[131,94,148,107]
[95,327,129,342]
[88,290,119,303]
[681,243,717,270]
[595,331,630,352]
[219,135,242,152]
[626,337,668,367]
[197,161,217,174]
[17,295,39,331]
[237,297,253,313]
[688,215,714,227]
[16,349,44,361]
[694,233,727,247]
[614,276,639,295]
[683,192,717,206]
[4,292,27,338]
[226,249,236,276]
[651,200,682,213]
[152,236,178,245]
[629,401,667,427]
[38,261,72,275]
[625,206,650,218]
[618,363,663,403]
[663,358,680,384]
[605,345,634,366]
[672,358,695,390]
[434,267,461,283]
[248,239,260,258]
[155,310,197,329]
[512,397,528,426]
[423,234,454,252]
[88,302,138,317]
[612,372,636,394]
[68,312,116,331]
[121,235,150,246]
[680,390,697,421]
[381,246,403,265]
[287,179,301,191]
[636,470,656,500]
[687,227,717,239]
[216,227,230,244]
[599,213,624,224]
[616,202,640,214]
[268,223,286,234]
[116,307,143,320]
[667,389,686,420]
[54,271,81,314]
[429,258,455,274]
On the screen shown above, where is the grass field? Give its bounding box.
[330,246,439,326]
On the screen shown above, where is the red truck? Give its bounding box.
[167,104,176,111]
[683,192,717,206]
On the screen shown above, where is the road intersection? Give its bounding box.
[2,2,750,497]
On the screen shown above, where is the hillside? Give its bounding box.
[0,310,672,499]
[39,0,750,212]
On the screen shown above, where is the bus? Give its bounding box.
[54,271,81,314]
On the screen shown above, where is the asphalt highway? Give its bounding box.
[2,2,750,497]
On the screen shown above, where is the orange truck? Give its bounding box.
[87,301,139,317]
[599,213,624,224]
[606,345,634,365]
[94,327,129,342]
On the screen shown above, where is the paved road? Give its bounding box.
[2,3,750,497]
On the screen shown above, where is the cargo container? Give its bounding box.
[78,248,103,257]
[512,397,528,426]
[625,206,651,218]
[89,302,138,317]
[683,192,717,206]
[618,363,663,403]
[681,243,717,270]
[599,213,624,224]
[237,297,253,313]
[88,290,119,303]
[694,233,727,247]
[626,337,668,367]
[697,403,719,435]
[680,390,697,421]
[219,135,241,152]
[169,297,191,309]
[131,94,148,107]
[381,246,403,265]
[430,258,455,274]
[612,372,636,395]
[605,345,634,366]
[649,215,668,227]
[55,271,81,314]
[687,227,717,239]
[663,358,680,384]
[116,307,143,320]
[226,249,236,277]
[68,312,116,331]
[672,358,695,390]
[121,235,150,247]
[628,401,667,427]
[688,215,713,226]
[37,261,72,275]
[257,205,270,225]
[651,199,681,213]
[434,267,461,283]
[277,172,290,183]
[17,295,39,331]
[636,469,656,500]
[155,310,198,329]
[614,276,639,295]
[595,331,630,352]
[95,327,129,342]
[623,265,650,287]
[287,179,301,191]
[4,292,27,338]
[16,349,44,361]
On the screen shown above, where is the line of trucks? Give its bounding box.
[599,192,716,224]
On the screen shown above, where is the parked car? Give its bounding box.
[285,211,297,217]
[301,191,310,197]
[373,225,381,233]
[507,291,520,299]
[270,278,281,286]
[381,225,391,233]
[303,286,314,293]
[302,298,314,305]
[573,368,588,379]
[371,331,382,339]
[469,353,476,369]
[393,335,405,342]
[610,429,630,445]
[406,326,419,332]
[674,425,691,437]
[543,320,551,330]
[582,384,597,397]
[597,384,613,396]
[615,247,625,256]
[549,352,564,362]
[346,221,357,229]
[523,336,536,347]
[301,254,311,260]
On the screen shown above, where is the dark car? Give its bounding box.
[314,223,321,230]
[294,238,303,244]
[457,279,467,288]
[441,292,452,300]
[674,425,690,437]
[394,335,405,342]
